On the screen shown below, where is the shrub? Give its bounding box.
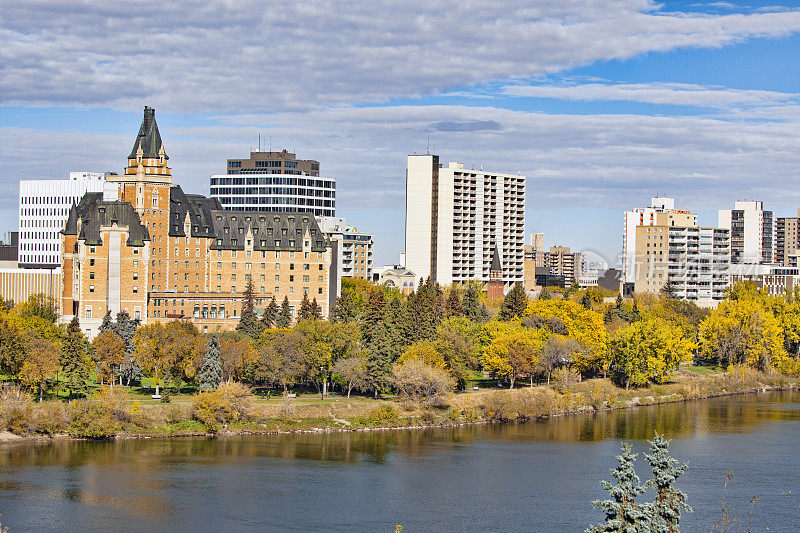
[164,404,186,424]
[358,404,399,426]
[68,400,118,438]
[0,383,32,435]
[192,381,255,432]
[552,367,581,392]
[27,401,69,435]
[393,360,455,408]
[482,391,520,421]
[95,387,132,423]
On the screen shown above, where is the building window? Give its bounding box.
[133,286,138,294]
[85,308,92,319]
[303,287,309,295]
[89,285,94,293]
[134,309,140,320]
[90,246,96,254]
[89,272,95,279]
[90,259,95,267]
[133,272,138,280]
[318,287,323,295]
[289,275,294,282]
[289,287,294,294]
[303,275,309,283]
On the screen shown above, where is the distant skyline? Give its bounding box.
[2,0,799,267]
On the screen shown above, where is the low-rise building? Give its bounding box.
[378,266,416,294]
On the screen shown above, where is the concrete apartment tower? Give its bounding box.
[623,197,696,284]
[718,201,774,264]
[776,212,800,266]
[404,154,525,288]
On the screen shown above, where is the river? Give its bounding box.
[1,391,799,532]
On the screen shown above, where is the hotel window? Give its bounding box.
[85,307,92,319]
[133,286,138,294]
[274,286,279,294]
[133,248,139,255]
[217,274,221,281]
[90,259,95,267]
[303,275,309,283]
[318,287,323,295]
[89,285,94,293]
[275,251,280,258]
[90,246,96,254]
[133,272,138,280]
[231,274,237,281]
[231,286,236,293]
[134,309,141,320]
[289,275,294,282]
[245,274,251,281]
[289,287,294,294]
[319,264,323,271]
[289,263,295,270]
[245,263,251,270]
[303,287,309,295]
[217,285,221,292]
[90,272,95,279]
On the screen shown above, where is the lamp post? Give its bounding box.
[320,366,324,400]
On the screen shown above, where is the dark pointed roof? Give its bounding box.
[128,106,167,160]
[491,247,502,272]
[61,192,150,246]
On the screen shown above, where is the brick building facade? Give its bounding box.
[61,107,333,337]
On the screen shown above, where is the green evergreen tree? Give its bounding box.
[362,287,387,344]
[197,334,223,391]
[500,282,528,320]
[642,435,691,531]
[616,294,624,309]
[445,288,463,317]
[114,310,142,385]
[332,290,359,323]
[463,281,482,321]
[298,292,313,320]
[539,287,552,300]
[581,291,593,310]
[276,296,292,328]
[587,442,648,533]
[660,280,677,300]
[236,280,262,338]
[365,297,405,397]
[60,316,91,400]
[311,297,322,319]
[99,310,114,333]
[260,296,278,329]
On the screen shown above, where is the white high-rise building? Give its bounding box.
[404,155,525,287]
[718,201,774,264]
[623,197,696,284]
[18,172,105,268]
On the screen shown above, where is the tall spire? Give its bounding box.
[128,106,167,160]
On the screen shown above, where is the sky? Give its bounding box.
[2,0,800,268]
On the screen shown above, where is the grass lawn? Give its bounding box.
[684,364,725,376]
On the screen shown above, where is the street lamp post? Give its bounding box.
[320,366,324,400]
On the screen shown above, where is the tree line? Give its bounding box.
[3,278,800,402]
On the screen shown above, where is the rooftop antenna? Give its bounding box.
[258,133,261,152]
[269,136,272,153]
[293,138,296,154]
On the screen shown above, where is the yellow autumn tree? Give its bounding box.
[698,296,785,371]
[525,299,609,375]
[610,317,694,389]
[482,323,547,388]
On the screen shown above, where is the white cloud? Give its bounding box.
[2,1,800,112]
[501,82,799,110]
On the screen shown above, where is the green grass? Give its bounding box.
[684,365,725,376]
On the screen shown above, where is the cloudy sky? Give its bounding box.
[2,0,800,267]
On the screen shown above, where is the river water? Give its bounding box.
[1,391,799,532]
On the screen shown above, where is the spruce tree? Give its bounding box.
[362,287,387,344]
[60,316,91,400]
[236,280,262,337]
[642,435,691,531]
[299,292,313,320]
[114,310,142,385]
[445,288,463,317]
[311,297,322,319]
[197,335,223,391]
[99,310,114,333]
[500,282,528,320]
[260,296,278,329]
[587,442,648,533]
[581,291,593,310]
[332,291,358,323]
[463,282,481,321]
[276,296,292,328]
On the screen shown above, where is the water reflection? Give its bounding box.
[2,391,798,467]
[1,391,799,532]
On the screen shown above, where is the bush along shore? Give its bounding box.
[1,365,795,443]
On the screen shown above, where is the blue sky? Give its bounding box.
[2,0,800,268]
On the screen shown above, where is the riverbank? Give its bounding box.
[2,365,797,445]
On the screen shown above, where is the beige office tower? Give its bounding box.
[633,215,730,304]
[404,155,525,288]
[623,197,696,284]
[776,213,800,266]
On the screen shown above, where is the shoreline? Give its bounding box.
[2,373,796,446]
